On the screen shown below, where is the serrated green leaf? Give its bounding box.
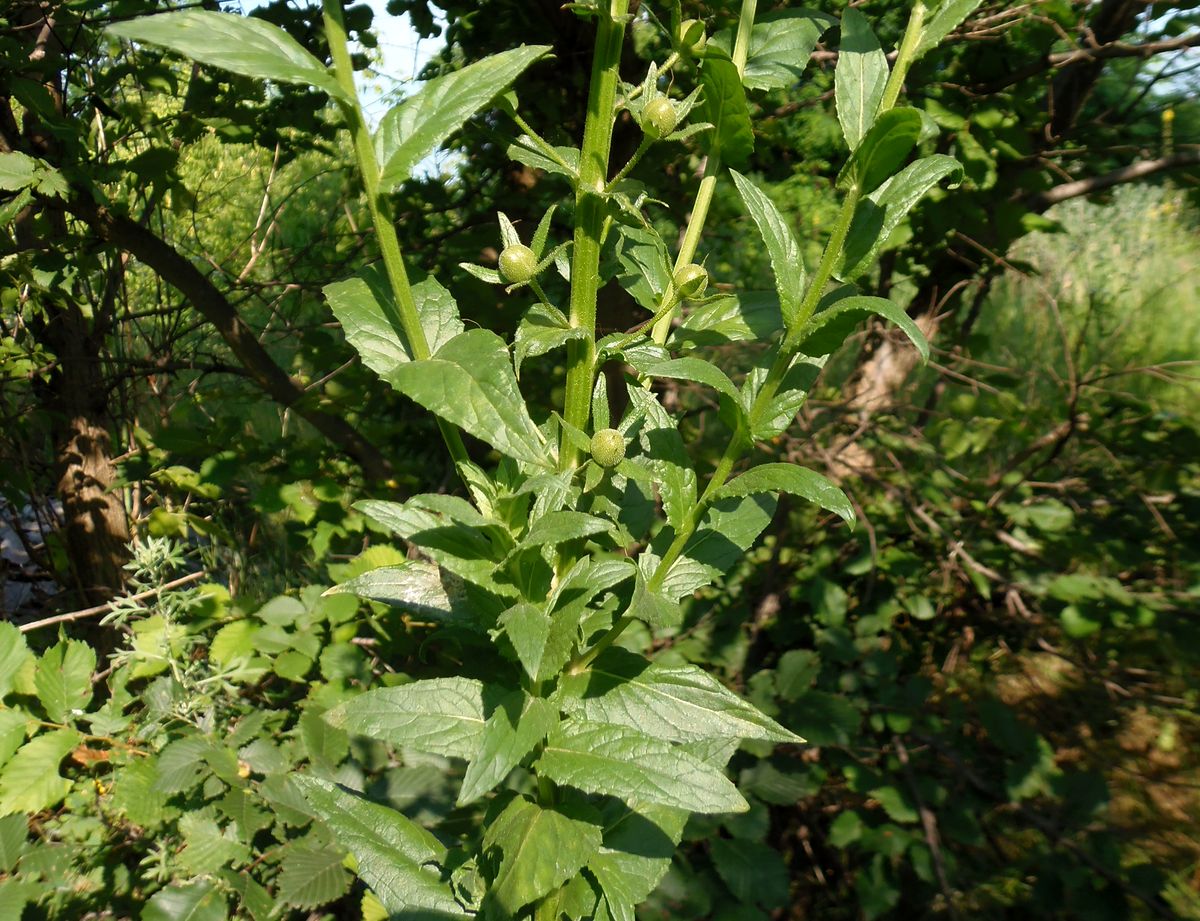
[635,356,740,404]
[671,292,783,348]
[536,721,748,814]
[519,510,612,551]
[0,729,81,815]
[292,775,467,918]
[325,269,463,380]
[107,11,347,102]
[0,623,30,698]
[34,639,94,722]
[562,648,802,744]
[507,135,580,180]
[459,692,556,805]
[514,304,586,376]
[277,844,352,909]
[741,10,836,90]
[178,812,250,876]
[482,796,602,915]
[208,620,258,666]
[792,294,929,363]
[326,677,484,759]
[109,757,170,827]
[377,46,551,189]
[0,711,24,771]
[153,736,214,793]
[591,803,688,913]
[700,48,754,168]
[388,330,548,467]
[729,171,805,327]
[715,462,855,527]
[657,495,776,600]
[0,813,26,872]
[837,154,963,280]
[300,707,349,768]
[499,603,552,681]
[141,880,227,921]
[838,107,923,194]
[835,8,887,150]
[628,561,683,629]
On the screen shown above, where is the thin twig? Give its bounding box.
[18,571,206,633]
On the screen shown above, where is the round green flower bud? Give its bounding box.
[499,244,538,284]
[590,428,626,469]
[679,18,707,56]
[642,97,678,140]
[673,262,709,299]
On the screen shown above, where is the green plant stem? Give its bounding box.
[879,1,927,113]
[650,0,757,346]
[508,107,574,174]
[321,0,470,471]
[560,1,631,469]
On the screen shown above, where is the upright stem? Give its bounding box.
[651,0,757,346]
[560,1,631,469]
[322,0,469,469]
[879,1,926,113]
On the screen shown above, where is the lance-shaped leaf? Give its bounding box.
[714,463,855,527]
[324,561,475,624]
[590,804,688,916]
[562,648,802,744]
[482,797,602,916]
[634,357,740,404]
[699,47,754,168]
[837,154,963,280]
[0,623,30,699]
[324,269,463,377]
[656,495,776,600]
[518,511,613,552]
[377,46,550,190]
[671,292,783,348]
[514,304,585,377]
[628,560,683,629]
[507,135,580,181]
[499,603,552,681]
[325,678,484,759]
[791,295,929,364]
[535,720,748,814]
[838,107,923,195]
[292,776,468,919]
[916,0,984,58]
[389,329,547,467]
[730,171,806,327]
[107,11,348,103]
[459,693,557,805]
[835,8,887,151]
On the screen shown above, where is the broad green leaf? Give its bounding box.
[514,304,585,376]
[671,292,783,348]
[292,776,467,918]
[300,708,349,768]
[614,225,672,313]
[326,677,484,759]
[459,693,557,805]
[792,295,929,363]
[838,107,924,194]
[389,330,548,467]
[0,152,38,191]
[916,0,983,57]
[507,135,580,180]
[0,152,65,198]
[590,803,688,911]
[34,639,94,722]
[0,729,81,815]
[482,796,603,916]
[837,154,963,280]
[355,499,509,592]
[0,814,25,873]
[715,462,855,527]
[729,171,805,326]
[710,839,790,908]
[153,736,216,793]
[324,269,463,378]
[177,812,250,876]
[276,844,352,909]
[107,11,347,103]
[628,561,683,629]
[635,357,739,403]
[562,648,802,744]
[748,354,827,441]
[141,881,227,921]
[499,603,552,680]
[835,8,887,150]
[377,46,551,190]
[519,510,612,550]
[0,711,25,771]
[535,721,748,814]
[0,623,30,698]
[699,48,754,168]
[712,10,836,91]
[657,495,776,600]
[326,561,475,624]
[208,620,258,666]
[624,386,694,533]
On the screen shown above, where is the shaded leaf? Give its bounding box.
[792,295,928,363]
[715,463,855,527]
[459,693,557,805]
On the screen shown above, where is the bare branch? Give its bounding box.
[1027,149,1200,210]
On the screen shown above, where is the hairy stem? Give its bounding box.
[560,1,631,469]
[322,0,470,469]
